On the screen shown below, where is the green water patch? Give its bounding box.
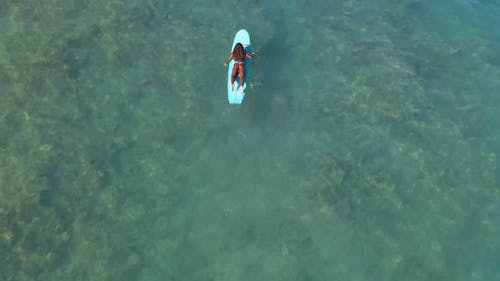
[1,0,499,280]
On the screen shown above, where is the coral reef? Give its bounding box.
[1,0,499,281]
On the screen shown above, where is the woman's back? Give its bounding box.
[232,43,246,62]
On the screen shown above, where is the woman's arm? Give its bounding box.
[246,51,257,59]
[224,53,233,66]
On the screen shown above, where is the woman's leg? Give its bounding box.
[231,64,239,91]
[238,64,245,92]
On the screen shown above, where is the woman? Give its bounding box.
[224,43,256,93]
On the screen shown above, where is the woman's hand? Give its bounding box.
[224,62,228,67]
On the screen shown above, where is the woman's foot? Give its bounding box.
[231,82,236,92]
[240,84,245,94]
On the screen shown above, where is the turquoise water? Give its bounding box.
[1,0,499,280]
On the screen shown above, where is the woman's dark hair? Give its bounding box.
[232,43,246,61]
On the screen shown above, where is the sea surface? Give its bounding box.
[1,0,499,280]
